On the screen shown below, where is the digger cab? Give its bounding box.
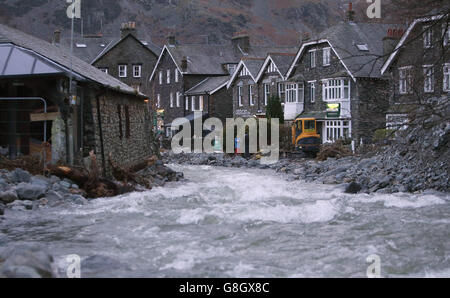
[292,118,321,153]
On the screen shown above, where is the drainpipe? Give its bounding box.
[95,92,107,177]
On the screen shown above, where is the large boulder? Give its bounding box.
[345,182,363,194]
[0,246,58,278]
[7,168,31,184]
[0,190,18,204]
[15,183,46,201]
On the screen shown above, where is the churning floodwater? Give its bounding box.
[1,165,449,277]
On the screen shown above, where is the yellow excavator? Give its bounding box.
[291,118,321,156]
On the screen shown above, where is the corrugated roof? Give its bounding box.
[185,76,230,95]
[0,24,143,96]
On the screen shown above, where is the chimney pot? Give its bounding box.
[53,29,61,46]
[167,35,176,47]
[346,2,355,22]
[120,22,137,39]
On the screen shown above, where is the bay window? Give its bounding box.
[322,78,350,101]
[286,83,297,103]
[325,120,350,142]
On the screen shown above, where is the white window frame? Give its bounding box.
[191,96,195,111]
[249,85,255,106]
[239,67,249,77]
[176,92,181,107]
[118,64,127,78]
[309,50,316,68]
[443,23,450,46]
[199,96,204,111]
[264,84,270,106]
[286,83,299,103]
[157,94,161,108]
[325,120,351,143]
[167,69,171,84]
[185,96,189,111]
[159,71,163,85]
[133,65,141,78]
[323,48,331,66]
[322,78,351,101]
[399,66,413,95]
[443,63,450,92]
[423,25,433,49]
[278,83,285,102]
[309,81,316,102]
[175,69,179,83]
[423,65,434,93]
[238,86,243,106]
[170,92,174,108]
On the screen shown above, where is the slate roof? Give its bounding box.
[185,76,230,95]
[318,22,400,78]
[242,58,266,78]
[0,24,143,96]
[269,53,296,77]
[60,36,115,64]
[165,43,297,76]
[90,33,161,64]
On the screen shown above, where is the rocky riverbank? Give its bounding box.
[0,160,184,215]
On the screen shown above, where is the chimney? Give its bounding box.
[181,56,188,71]
[53,29,61,46]
[383,28,403,58]
[232,32,250,55]
[346,2,355,22]
[302,32,310,43]
[167,34,176,47]
[120,22,137,39]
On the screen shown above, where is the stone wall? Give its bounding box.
[90,89,152,176]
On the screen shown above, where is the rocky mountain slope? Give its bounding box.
[0,0,416,47]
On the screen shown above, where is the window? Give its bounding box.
[278,83,285,102]
[199,96,204,111]
[309,50,316,68]
[267,61,277,73]
[228,64,237,75]
[298,83,304,103]
[239,67,250,77]
[99,67,108,74]
[356,44,369,51]
[264,84,270,106]
[238,86,243,106]
[133,65,141,78]
[323,48,331,66]
[117,105,123,139]
[167,69,171,84]
[423,66,434,93]
[325,120,350,142]
[185,96,189,110]
[309,82,316,102]
[423,25,433,48]
[249,85,255,106]
[118,65,127,77]
[286,83,298,103]
[125,105,130,139]
[399,66,413,94]
[443,23,450,46]
[176,92,181,107]
[444,63,450,91]
[170,93,174,108]
[175,69,179,83]
[159,71,163,85]
[157,94,161,108]
[191,96,195,111]
[322,78,351,101]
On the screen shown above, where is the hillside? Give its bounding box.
[0,0,444,47]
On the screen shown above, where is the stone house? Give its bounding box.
[381,12,450,129]
[0,24,153,176]
[91,22,161,96]
[284,18,399,145]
